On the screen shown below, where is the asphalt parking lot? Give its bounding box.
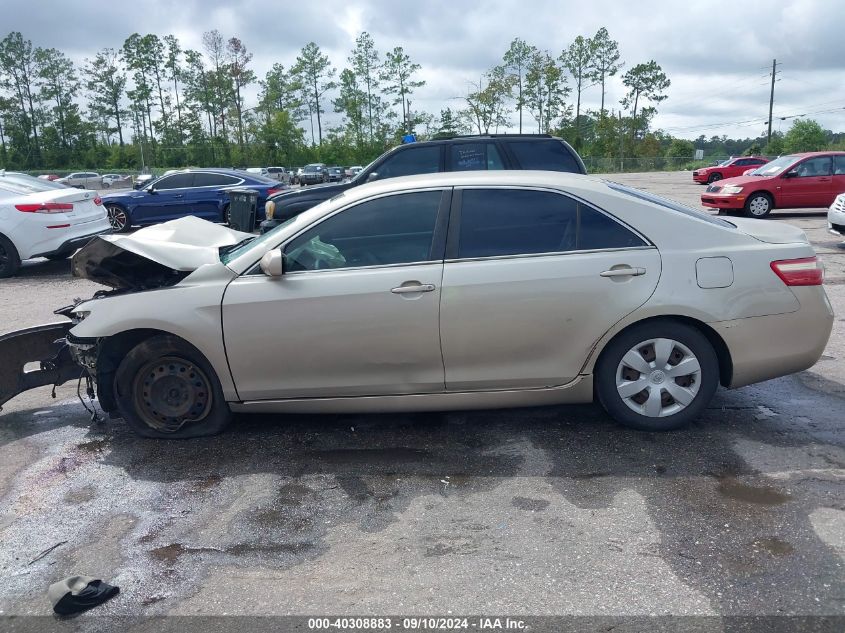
[0,171,843,626]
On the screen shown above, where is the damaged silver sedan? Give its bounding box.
[1,172,834,438]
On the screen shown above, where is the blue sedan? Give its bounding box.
[100,168,286,232]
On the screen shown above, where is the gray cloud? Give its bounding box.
[1,0,843,138]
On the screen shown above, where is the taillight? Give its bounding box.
[15,202,74,214]
[770,256,824,286]
[267,188,282,196]
[93,196,102,206]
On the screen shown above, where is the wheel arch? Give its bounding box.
[94,328,215,413]
[589,315,733,388]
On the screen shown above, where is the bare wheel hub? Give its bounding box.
[133,356,212,432]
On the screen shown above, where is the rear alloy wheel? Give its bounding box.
[744,193,772,218]
[596,321,719,431]
[707,173,723,184]
[0,234,22,278]
[106,204,130,232]
[115,335,231,439]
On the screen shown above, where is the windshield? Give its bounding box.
[219,216,298,265]
[719,159,733,166]
[751,155,798,176]
[606,181,735,228]
[304,165,323,173]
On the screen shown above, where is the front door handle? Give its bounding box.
[600,267,646,278]
[172,194,184,199]
[391,283,436,294]
[819,177,831,182]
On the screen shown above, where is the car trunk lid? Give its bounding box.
[729,217,810,244]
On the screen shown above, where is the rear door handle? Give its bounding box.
[391,283,435,294]
[600,267,646,278]
[172,194,184,199]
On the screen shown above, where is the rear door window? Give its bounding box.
[833,156,845,176]
[506,139,582,173]
[455,188,645,259]
[450,143,505,171]
[193,173,241,187]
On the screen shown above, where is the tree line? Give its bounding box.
[0,27,840,172]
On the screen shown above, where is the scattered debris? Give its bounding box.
[48,576,119,615]
[29,541,68,566]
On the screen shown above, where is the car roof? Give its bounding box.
[790,151,845,157]
[398,133,561,147]
[163,167,251,176]
[330,170,603,205]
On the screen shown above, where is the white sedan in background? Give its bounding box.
[0,172,111,277]
[52,171,833,439]
[829,193,845,240]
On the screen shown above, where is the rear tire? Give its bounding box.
[114,335,232,439]
[744,192,773,218]
[0,234,22,278]
[595,320,719,431]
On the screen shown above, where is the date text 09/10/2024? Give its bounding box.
[307,617,527,630]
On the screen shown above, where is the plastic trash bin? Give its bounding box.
[226,188,258,232]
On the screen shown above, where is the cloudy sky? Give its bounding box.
[3,0,844,140]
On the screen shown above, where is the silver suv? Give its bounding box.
[57,172,103,189]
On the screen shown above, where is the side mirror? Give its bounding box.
[260,249,285,277]
[146,186,157,194]
[783,170,797,179]
[367,172,379,182]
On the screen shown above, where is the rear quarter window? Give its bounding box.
[506,139,583,174]
[606,182,735,228]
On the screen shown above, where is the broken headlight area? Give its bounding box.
[67,334,100,373]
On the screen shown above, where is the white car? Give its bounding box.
[102,174,129,189]
[34,171,833,439]
[829,193,845,239]
[246,167,270,178]
[0,173,111,277]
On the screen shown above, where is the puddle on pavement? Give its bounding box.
[752,537,795,556]
[717,477,791,505]
[191,474,223,491]
[76,438,110,453]
[308,447,431,465]
[150,543,187,563]
[511,496,550,512]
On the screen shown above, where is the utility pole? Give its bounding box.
[767,59,777,145]
[618,111,624,172]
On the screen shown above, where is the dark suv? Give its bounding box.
[260,134,586,232]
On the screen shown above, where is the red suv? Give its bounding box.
[701,151,845,217]
[693,156,769,184]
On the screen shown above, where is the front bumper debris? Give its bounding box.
[0,322,82,409]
